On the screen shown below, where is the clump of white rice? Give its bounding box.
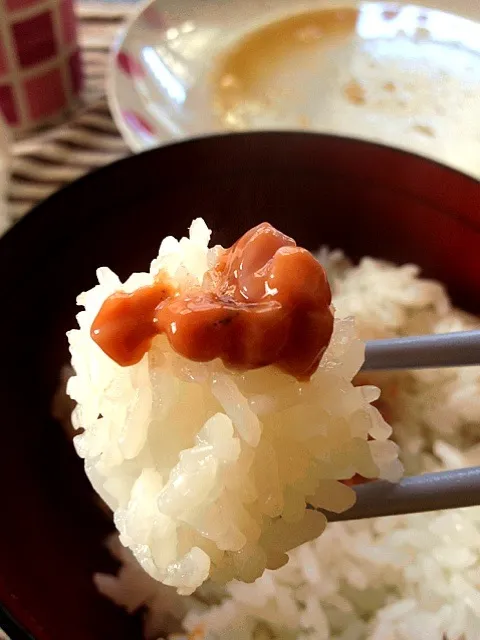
[91,248,480,640]
[175,251,480,640]
[67,220,401,595]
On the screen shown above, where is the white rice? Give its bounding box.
[69,225,480,640]
[178,252,480,640]
[67,220,401,596]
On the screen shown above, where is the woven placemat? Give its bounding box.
[6,1,138,227]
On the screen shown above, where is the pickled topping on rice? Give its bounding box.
[91,223,334,380]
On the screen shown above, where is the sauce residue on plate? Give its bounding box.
[210,2,480,180]
[343,78,367,105]
[213,8,359,119]
[91,223,334,380]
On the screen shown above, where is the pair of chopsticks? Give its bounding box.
[323,330,480,523]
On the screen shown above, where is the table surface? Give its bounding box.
[5,1,139,229]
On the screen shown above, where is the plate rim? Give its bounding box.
[106,0,159,153]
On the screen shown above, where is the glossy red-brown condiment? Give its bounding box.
[91,223,334,380]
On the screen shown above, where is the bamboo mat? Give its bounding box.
[6,1,137,227]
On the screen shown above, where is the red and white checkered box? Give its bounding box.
[0,0,82,134]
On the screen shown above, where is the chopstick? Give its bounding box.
[313,332,480,522]
[317,467,480,522]
[362,329,480,371]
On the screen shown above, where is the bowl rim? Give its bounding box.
[1,130,479,304]
[1,129,479,259]
[0,603,32,640]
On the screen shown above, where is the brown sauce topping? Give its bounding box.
[91,223,334,380]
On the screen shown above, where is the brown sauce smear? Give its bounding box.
[343,79,366,106]
[91,223,334,380]
[213,8,359,116]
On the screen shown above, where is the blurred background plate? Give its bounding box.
[108,0,480,178]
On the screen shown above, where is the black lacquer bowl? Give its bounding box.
[1,132,479,640]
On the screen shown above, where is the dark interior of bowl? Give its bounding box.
[0,132,479,640]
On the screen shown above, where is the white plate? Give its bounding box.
[108,0,480,178]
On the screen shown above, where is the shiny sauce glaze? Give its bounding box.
[91,223,334,380]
